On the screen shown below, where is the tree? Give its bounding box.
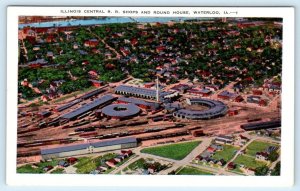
[268,150,279,162]
[271,162,280,176]
[255,165,269,176]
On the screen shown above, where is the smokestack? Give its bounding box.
[156,77,159,102]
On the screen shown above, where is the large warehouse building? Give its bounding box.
[117,96,160,111]
[41,137,137,160]
[114,85,175,101]
[60,94,116,121]
[173,98,228,120]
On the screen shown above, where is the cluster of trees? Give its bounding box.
[19,19,282,100]
[271,162,280,176]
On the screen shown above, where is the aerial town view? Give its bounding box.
[17,16,282,176]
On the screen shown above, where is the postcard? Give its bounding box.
[6,6,294,187]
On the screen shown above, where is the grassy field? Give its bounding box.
[74,153,117,174]
[246,141,278,156]
[50,168,64,174]
[17,160,59,174]
[141,141,201,160]
[17,164,44,174]
[233,155,267,169]
[176,166,213,175]
[126,158,148,171]
[212,145,239,161]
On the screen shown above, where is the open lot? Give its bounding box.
[17,159,59,173]
[141,141,201,160]
[176,166,213,175]
[74,153,117,174]
[233,155,267,169]
[246,140,278,156]
[212,145,239,162]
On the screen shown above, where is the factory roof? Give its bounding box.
[41,137,137,155]
[218,91,239,98]
[115,85,171,98]
[55,99,81,112]
[117,97,160,110]
[61,94,116,120]
[174,98,227,119]
[101,103,140,118]
[80,88,104,100]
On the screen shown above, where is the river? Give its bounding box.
[19,17,216,29]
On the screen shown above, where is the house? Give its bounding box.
[209,158,218,164]
[210,144,223,151]
[43,165,53,172]
[41,95,50,102]
[217,159,226,166]
[106,158,118,168]
[200,151,213,158]
[89,80,104,88]
[97,164,109,171]
[47,51,54,58]
[187,88,211,97]
[84,39,99,47]
[171,84,190,93]
[58,160,69,167]
[114,155,124,163]
[228,109,238,116]
[252,89,263,95]
[121,150,133,157]
[218,91,243,102]
[256,152,269,161]
[227,162,236,170]
[67,157,78,165]
[204,85,219,92]
[207,147,216,153]
[87,70,97,78]
[201,157,211,163]
[147,165,156,174]
[195,155,203,161]
[215,135,234,145]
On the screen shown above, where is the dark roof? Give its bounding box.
[92,137,137,148]
[218,91,238,98]
[55,99,81,112]
[28,59,48,65]
[61,95,116,120]
[38,110,51,116]
[117,97,160,110]
[101,103,140,118]
[80,88,104,100]
[41,142,90,155]
[115,85,171,99]
[41,137,137,155]
[217,135,234,140]
[173,98,227,119]
[241,120,281,131]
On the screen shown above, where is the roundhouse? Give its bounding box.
[173,98,227,120]
[100,103,141,119]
